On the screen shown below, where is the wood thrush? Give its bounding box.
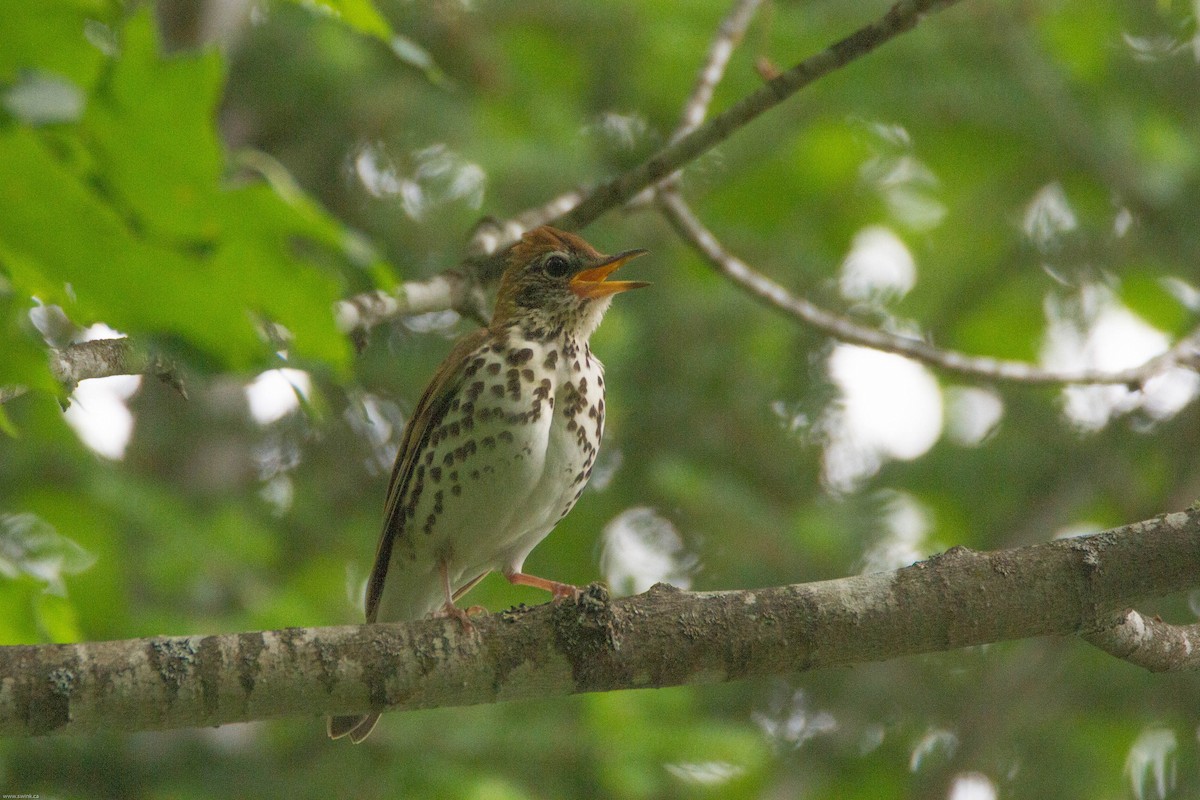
[328,226,647,742]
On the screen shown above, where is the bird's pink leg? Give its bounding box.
[503,569,582,602]
[434,559,479,629]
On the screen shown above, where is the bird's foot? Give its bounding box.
[434,602,484,631]
[503,571,582,603]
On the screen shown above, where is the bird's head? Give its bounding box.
[492,226,648,340]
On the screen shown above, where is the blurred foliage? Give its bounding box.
[3,0,1200,798]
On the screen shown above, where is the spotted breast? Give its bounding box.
[371,324,606,622]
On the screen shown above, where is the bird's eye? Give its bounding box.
[543,254,570,278]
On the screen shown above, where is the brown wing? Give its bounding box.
[362,327,492,623]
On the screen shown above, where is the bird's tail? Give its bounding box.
[325,579,442,743]
[326,563,470,743]
[327,712,381,744]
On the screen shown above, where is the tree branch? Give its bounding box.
[338,0,963,332]
[553,0,963,232]
[2,508,1197,738]
[0,339,187,405]
[1084,609,1200,672]
[333,268,486,333]
[47,339,182,394]
[657,188,1200,386]
[1,1,968,402]
[672,0,766,143]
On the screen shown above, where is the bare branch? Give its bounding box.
[1084,609,1200,672]
[626,0,767,213]
[49,339,146,390]
[23,339,186,399]
[673,0,766,142]
[2,508,1197,737]
[0,278,483,405]
[464,191,590,262]
[553,0,963,232]
[334,269,488,333]
[657,188,1200,386]
[327,0,963,336]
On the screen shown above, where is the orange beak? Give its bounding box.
[569,248,650,299]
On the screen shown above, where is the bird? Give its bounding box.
[328,226,647,743]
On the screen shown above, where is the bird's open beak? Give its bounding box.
[569,249,650,299]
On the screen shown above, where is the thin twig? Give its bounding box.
[473,0,765,274]
[657,187,1200,386]
[1,340,189,405]
[553,0,962,232]
[465,190,588,261]
[53,340,185,397]
[336,0,962,335]
[673,0,766,142]
[1084,609,1200,672]
[333,269,485,333]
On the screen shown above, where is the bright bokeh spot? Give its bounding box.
[64,375,141,460]
[910,728,959,772]
[752,688,838,750]
[664,761,746,787]
[944,386,1004,446]
[823,345,944,492]
[839,225,916,303]
[1041,285,1199,430]
[860,491,932,573]
[948,773,998,800]
[0,513,96,597]
[245,368,312,425]
[859,121,947,230]
[600,507,695,596]
[1022,181,1077,251]
[1125,728,1177,800]
[353,142,485,221]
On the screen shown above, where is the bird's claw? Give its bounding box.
[548,582,582,603]
[435,602,479,631]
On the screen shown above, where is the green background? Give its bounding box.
[2,0,1199,797]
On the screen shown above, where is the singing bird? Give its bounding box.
[328,226,647,742]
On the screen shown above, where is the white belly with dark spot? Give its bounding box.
[375,332,604,622]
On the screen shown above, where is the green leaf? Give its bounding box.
[281,0,454,88]
[953,275,1047,362]
[305,0,393,41]
[0,576,45,643]
[0,10,352,372]
[389,33,454,90]
[35,591,84,642]
[83,10,227,240]
[0,125,268,367]
[0,0,115,87]
[0,280,57,398]
[0,405,16,436]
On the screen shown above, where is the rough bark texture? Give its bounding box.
[1,509,1197,737]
